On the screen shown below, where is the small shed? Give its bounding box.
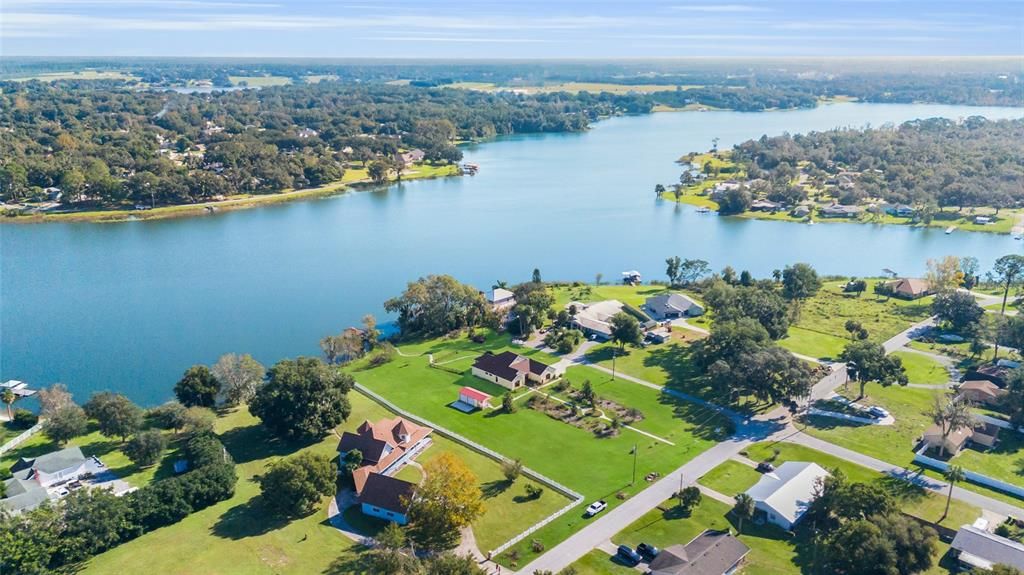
[458,387,492,410]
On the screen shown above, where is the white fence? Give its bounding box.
[0,421,43,456]
[913,445,1024,499]
[354,383,584,556]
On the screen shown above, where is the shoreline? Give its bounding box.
[1,164,461,224]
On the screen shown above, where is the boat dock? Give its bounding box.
[1,380,37,399]
[945,226,956,234]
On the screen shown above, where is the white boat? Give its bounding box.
[945,226,956,234]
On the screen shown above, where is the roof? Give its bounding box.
[472,351,553,382]
[887,278,930,297]
[358,472,416,514]
[647,293,701,315]
[960,380,1006,400]
[0,478,50,513]
[570,300,627,336]
[923,424,973,450]
[11,446,86,475]
[952,525,1024,570]
[745,461,829,526]
[648,530,751,575]
[336,417,432,471]
[487,288,515,303]
[459,386,491,403]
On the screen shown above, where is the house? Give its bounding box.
[818,204,862,218]
[744,461,829,530]
[957,380,1008,406]
[470,351,561,390]
[968,364,1012,388]
[569,299,627,340]
[399,149,425,164]
[357,472,416,525]
[749,199,782,212]
[645,327,672,344]
[296,127,319,139]
[485,288,516,310]
[951,524,1024,572]
[2,446,91,513]
[790,204,811,218]
[881,278,932,300]
[922,422,1000,455]
[622,270,643,285]
[975,216,993,225]
[645,293,705,320]
[647,530,751,575]
[884,204,916,217]
[456,386,492,410]
[336,417,433,482]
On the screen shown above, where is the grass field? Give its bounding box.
[779,326,849,360]
[12,70,138,82]
[891,351,952,385]
[84,390,560,572]
[793,279,933,341]
[697,459,761,495]
[349,330,729,567]
[569,549,639,574]
[444,81,701,94]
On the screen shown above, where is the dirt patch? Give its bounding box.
[524,395,621,437]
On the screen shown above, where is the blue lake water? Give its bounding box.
[2,103,1022,405]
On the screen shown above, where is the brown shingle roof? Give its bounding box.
[358,473,416,514]
[648,530,751,575]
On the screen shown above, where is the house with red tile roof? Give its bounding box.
[337,416,433,495]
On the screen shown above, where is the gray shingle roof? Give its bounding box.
[952,525,1024,570]
[648,530,751,575]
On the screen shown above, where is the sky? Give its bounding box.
[1,0,1022,58]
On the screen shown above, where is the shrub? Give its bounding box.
[257,452,337,517]
[124,430,168,467]
[502,458,522,482]
[524,484,543,500]
[10,408,38,429]
[531,539,545,553]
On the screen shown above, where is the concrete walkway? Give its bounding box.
[326,491,366,544]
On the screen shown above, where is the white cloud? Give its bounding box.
[669,4,770,12]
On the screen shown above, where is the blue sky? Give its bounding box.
[2,0,1022,58]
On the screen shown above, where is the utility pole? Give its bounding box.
[631,443,638,485]
[612,347,617,381]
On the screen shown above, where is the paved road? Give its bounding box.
[781,428,1024,518]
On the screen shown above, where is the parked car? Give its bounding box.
[636,542,660,560]
[756,461,775,473]
[868,406,890,419]
[616,545,643,566]
[585,500,608,517]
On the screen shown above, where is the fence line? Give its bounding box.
[0,421,44,456]
[913,446,1024,500]
[354,383,584,556]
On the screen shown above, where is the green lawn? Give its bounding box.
[891,351,951,385]
[0,421,23,445]
[795,280,933,343]
[612,497,801,575]
[392,463,422,484]
[779,326,849,360]
[228,75,292,87]
[350,330,728,568]
[907,339,1003,368]
[698,460,761,496]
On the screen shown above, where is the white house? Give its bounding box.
[3,447,91,513]
[471,351,561,390]
[568,300,627,340]
[485,288,516,310]
[744,461,829,530]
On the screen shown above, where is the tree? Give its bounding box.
[932,291,984,334]
[174,365,221,408]
[654,183,665,195]
[501,392,516,414]
[960,256,980,289]
[532,268,543,284]
[408,452,485,551]
[377,521,407,550]
[510,282,555,336]
[678,259,711,285]
[502,458,523,483]
[37,383,74,416]
[150,401,189,433]
[926,255,963,295]
[257,452,337,517]
[321,329,365,365]
[424,554,486,575]
[718,187,751,215]
[992,255,1024,358]
[1,388,13,420]
[0,505,60,574]
[342,448,363,476]
[362,314,381,350]
[43,404,88,445]
[926,395,975,457]
[609,312,642,351]
[84,392,143,442]
[124,430,168,467]
[703,280,789,339]
[249,357,353,441]
[385,275,490,337]
[579,380,597,406]
[675,486,702,511]
[839,340,907,399]
[781,263,822,302]
[181,406,216,435]
[942,465,965,522]
[844,320,868,341]
[368,159,391,183]
[732,493,755,535]
[212,353,265,406]
[666,256,682,286]
[821,514,936,575]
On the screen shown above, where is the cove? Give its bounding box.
[2,103,1022,405]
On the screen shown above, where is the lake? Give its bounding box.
[2,103,1022,405]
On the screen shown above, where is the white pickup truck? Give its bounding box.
[584,500,607,517]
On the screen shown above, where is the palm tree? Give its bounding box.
[927,396,975,457]
[492,280,508,290]
[942,465,965,522]
[732,493,755,535]
[1,388,14,420]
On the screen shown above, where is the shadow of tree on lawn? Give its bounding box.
[211,496,291,540]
